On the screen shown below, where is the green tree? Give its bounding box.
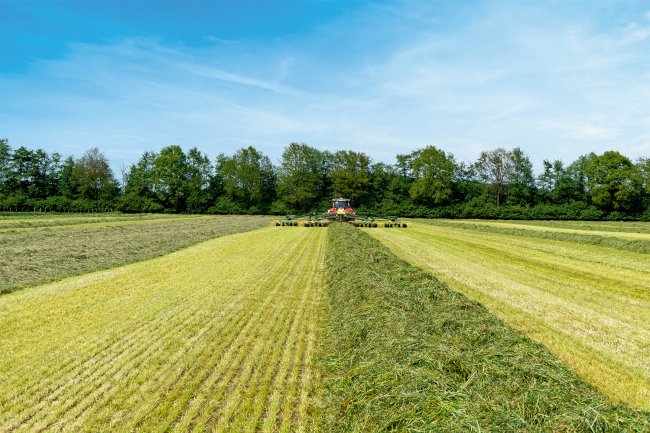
[508,147,535,205]
[0,138,10,195]
[637,158,650,195]
[453,161,482,202]
[3,146,60,199]
[7,146,35,194]
[565,153,597,204]
[153,145,189,212]
[389,152,417,206]
[368,162,393,205]
[73,147,119,201]
[637,158,650,213]
[46,152,63,197]
[277,143,328,212]
[586,151,643,212]
[216,146,275,210]
[409,146,456,205]
[538,159,586,204]
[331,150,371,204]
[28,149,59,199]
[538,159,563,202]
[125,151,158,199]
[186,147,213,213]
[475,148,513,207]
[59,156,78,199]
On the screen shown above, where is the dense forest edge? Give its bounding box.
[1,138,649,220]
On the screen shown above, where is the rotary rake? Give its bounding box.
[276,198,407,228]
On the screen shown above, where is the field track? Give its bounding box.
[0,226,325,432]
[366,220,650,409]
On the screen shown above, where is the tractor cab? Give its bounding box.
[328,198,356,220]
[332,198,351,209]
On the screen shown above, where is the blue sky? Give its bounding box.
[1,0,649,173]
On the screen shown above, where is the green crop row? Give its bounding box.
[320,223,649,432]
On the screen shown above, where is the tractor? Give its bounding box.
[276,198,407,228]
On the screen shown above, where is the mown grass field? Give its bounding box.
[366,219,650,410]
[322,223,648,432]
[1,225,325,432]
[0,213,268,294]
[2,214,648,431]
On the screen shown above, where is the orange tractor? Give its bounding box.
[276,198,407,228]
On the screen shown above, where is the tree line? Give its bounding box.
[1,138,648,220]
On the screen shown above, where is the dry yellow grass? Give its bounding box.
[0,213,201,232]
[366,221,650,410]
[445,218,650,240]
[0,226,326,432]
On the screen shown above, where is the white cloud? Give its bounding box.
[1,0,649,176]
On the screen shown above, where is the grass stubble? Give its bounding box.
[0,226,326,432]
[0,213,269,294]
[320,223,649,432]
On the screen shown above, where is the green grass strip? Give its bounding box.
[420,219,650,254]
[319,223,649,432]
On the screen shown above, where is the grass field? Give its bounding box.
[366,219,650,410]
[321,223,649,431]
[0,226,326,432]
[0,213,268,294]
[421,219,650,253]
[2,214,648,431]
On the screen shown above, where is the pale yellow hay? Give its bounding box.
[0,226,326,432]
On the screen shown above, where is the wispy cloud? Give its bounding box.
[1,0,649,173]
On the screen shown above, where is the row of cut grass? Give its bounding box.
[0,212,182,229]
[421,219,650,253]
[0,214,192,232]
[443,219,650,240]
[475,219,650,234]
[367,221,650,410]
[320,223,649,432]
[0,214,268,294]
[0,226,326,432]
